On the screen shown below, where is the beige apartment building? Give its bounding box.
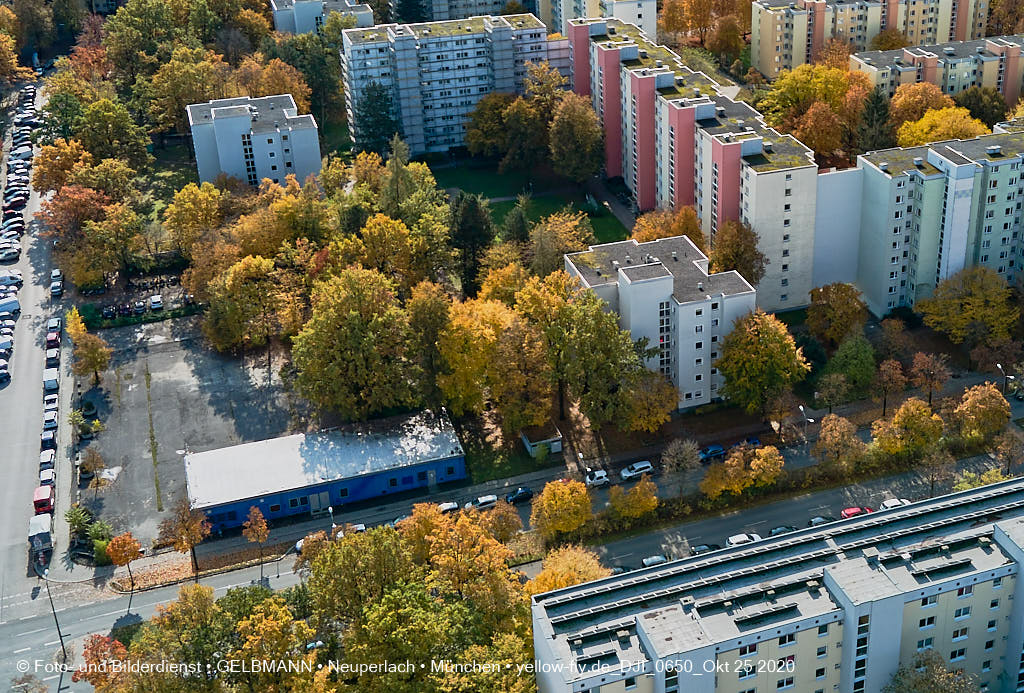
[751,0,988,79]
[533,478,1024,693]
[851,35,1024,105]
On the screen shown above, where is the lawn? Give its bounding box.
[456,414,561,484]
[432,162,570,200]
[321,120,353,159]
[489,192,627,244]
[139,144,198,226]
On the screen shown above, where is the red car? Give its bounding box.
[841,506,873,519]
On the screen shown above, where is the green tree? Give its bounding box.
[203,255,281,367]
[394,0,427,22]
[149,46,234,134]
[501,194,532,243]
[918,266,1019,347]
[407,281,451,406]
[715,309,810,417]
[824,333,875,394]
[816,373,849,414]
[465,91,516,158]
[707,15,744,65]
[710,220,768,285]
[807,282,867,348]
[953,468,1012,492]
[354,80,399,154]
[549,93,603,183]
[38,92,84,145]
[449,192,495,297]
[293,269,418,419]
[12,0,53,51]
[953,86,1007,128]
[75,98,152,169]
[261,30,344,129]
[500,97,549,174]
[529,209,595,276]
[858,86,896,151]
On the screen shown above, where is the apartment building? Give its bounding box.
[546,0,655,37]
[533,477,1024,693]
[567,18,818,312]
[342,14,569,155]
[851,35,1024,105]
[751,0,988,80]
[270,0,374,31]
[186,95,322,186]
[564,236,755,410]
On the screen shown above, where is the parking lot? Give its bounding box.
[79,316,297,546]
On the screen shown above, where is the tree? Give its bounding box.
[149,46,235,134]
[824,333,875,394]
[710,220,768,285]
[660,0,687,37]
[500,97,548,174]
[71,333,112,385]
[897,106,988,146]
[38,92,84,146]
[884,649,978,693]
[65,504,92,536]
[921,445,955,497]
[806,283,867,348]
[953,468,1012,492]
[0,32,30,83]
[683,0,715,43]
[549,93,603,183]
[631,206,706,251]
[953,86,1007,128]
[242,506,270,582]
[707,15,743,65]
[874,358,907,417]
[75,98,152,169]
[82,202,146,279]
[879,317,911,359]
[889,82,955,130]
[449,192,495,297]
[620,369,678,433]
[995,431,1024,474]
[530,479,592,539]
[407,281,451,405]
[204,255,282,362]
[391,0,427,20]
[529,209,595,276]
[69,158,138,202]
[918,266,1018,347]
[527,545,611,595]
[909,352,950,406]
[611,474,659,520]
[869,27,910,51]
[793,101,843,158]
[858,86,896,152]
[814,414,866,475]
[31,138,93,194]
[480,501,523,544]
[80,447,106,483]
[816,373,849,414]
[760,64,864,131]
[523,60,568,125]
[73,635,127,687]
[815,38,853,70]
[661,438,702,473]
[954,382,1010,442]
[354,81,399,154]
[106,532,142,607]
[158,498,212,580]
[970,337,1021,374]
[465,92,516,158]
[163,182,225,260]
[872,397,943,463]
[229,597,314,692]
[700,450,754,499]
[12,0,53,50]
[716,310,810,417]
[293,269,417,420]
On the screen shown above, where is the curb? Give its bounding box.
[107,553,291,594]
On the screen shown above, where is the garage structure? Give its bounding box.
[184,410,465,532]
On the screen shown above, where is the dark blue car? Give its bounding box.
[699,445,725,463]
[505,487,534,505]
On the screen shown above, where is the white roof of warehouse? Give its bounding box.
[184,410,463,510]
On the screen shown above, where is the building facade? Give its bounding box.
[851,35,1024,106]
[565,236,756,410]
[568,18,818,312]
[186,95,322,186]
[270,0,374,31]
[342,14,570,155]
[533,478,1024,693]
[751,0,989,80]
[184,411,466,532]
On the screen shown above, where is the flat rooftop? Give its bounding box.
[853,35,1024,71]
[861,127,1024,175]
[184,410,464,510]
[186,94,317,130]
[566,236,754,303]
[345,14,543,43]
[533,478,1024,685]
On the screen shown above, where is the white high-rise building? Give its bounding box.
[186,95,322,187]
[270,0,374,32]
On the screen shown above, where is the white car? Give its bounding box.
[641,555,668,567]
[879,498,912,511]
[9,147,31,160]
[437,501,460,514]
[0,249,20,261]
[42,410,58,430]
[464,494,498,511]
[585,470,610,488]
[726,532,763,547]
[620,460,653,481]
[50,269,62,282]
[43,394,59,411]
[149,294,163,310]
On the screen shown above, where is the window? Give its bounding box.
[695,309,703,316]
[993,577,1002,588]
[952,627,968,641]
[950,648,966,662]
[289,498,299,508]
[446,466,455,475]
[389,478,398,487]
[712,302,719,310]
[738,664,756,680]
[920,616,935,629]
[269,504,281,513]
[417,471,427,482]
[695,342,703,349]
[624,678,636,690]
[816,646,826,658]
[777,676,795,690]
[957,585,973,598]
[739,643,758,656]
[267,138,273,144]
[990,599,999,610]
[917,637,933,651]
[954,607,971,620]
[921,595,937,607]
[268,151,275,158]
[984,640,994,651]
[815,667,825,679]
[817,624,828,636]
[338,488,349,497]
[779,633,795,647]
[982,660,991,672]
[987,619,997,631]
[695,325,703,333]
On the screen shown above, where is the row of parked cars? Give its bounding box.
[34,315,62,519]
[1,85,38,264]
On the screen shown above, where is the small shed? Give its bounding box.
[520,420,563,459]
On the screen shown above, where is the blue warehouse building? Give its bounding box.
[184,410,465,532]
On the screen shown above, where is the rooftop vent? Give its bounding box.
[879,162,889,171]
[913,156,924,167]
[624,254,631,263]
[764,141,773,153]
[608,26,616,34]
[671,251,678,260]
[675,76,685,85]
[977,45,984,53]
[987,144,1002,156]
[693,88,701,96]
[612,260,620,268]
[655,59,663,67]
[943,46,955,54]
[697,281,704,291]
[716,106,726,117]
[639,49,648,58]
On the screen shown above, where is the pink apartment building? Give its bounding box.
[567,17,818,312]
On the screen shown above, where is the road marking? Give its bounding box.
[42,675,59,682]
[15,628,47,636]
[612,553,633,560]
[43,640,59,646]
[18,615,33,620]
[13,647,30,654]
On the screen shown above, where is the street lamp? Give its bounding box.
[37,567,67,662]
[798,405,815,440]
[327,505,334,530]
[997,364,1013,395]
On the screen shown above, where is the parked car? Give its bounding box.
[769,525,798,537]
[45,331,59,348]
[149,294,163,310]
[39,469,55,487]
[49,279,63,297]
[43,394,58,412]
[641,554,668,567]
[699,445,725,463]
[0,368,8,384]
[504,487,534,505]
[807,515,837,527]
[437,501,459,514]
[102,305,116,319]
[45,348,59,366]
[689,543,722,556]
[464,494,498,511]
[726,532,763,547]
[0,248,20,262]
[40,430,56,450]
[0,275,21,287]
[840,506,873,519]
[585,469,610,488]
[133,300,146,314]
[620,460,654,480]
[879,498,912,511]
[42,410,58,430]
[39,450,55,471]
